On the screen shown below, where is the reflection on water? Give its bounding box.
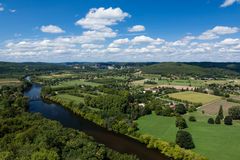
[24,84,168,160]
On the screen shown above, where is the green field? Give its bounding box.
[52,79,101,89]
[168,91,221,104]
[137,112,240,160]
[53,94,84,104]
[132,75,238,88]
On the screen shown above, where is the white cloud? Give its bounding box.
[9,9,16,13]
[40,25,65,34]
[108,38,129,47]
[220,0,240,7]
[1,5,240,62]
[220,38,240,45]
[81,44,104,49]
[75,7,129,31]
[128,25,145,32]
[131,35,164,45]
[0,3,4,11]
[198,26,239,40]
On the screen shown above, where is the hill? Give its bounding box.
[141,62,239,77]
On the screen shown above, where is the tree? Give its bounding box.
[176,130,195,149]
[189,116,196,122]
[162,106,173,117]
[176,116,188,129]
[215,116,221,124]
[224,116,233,125]
[218,105,224,120]
[175,104,187,115]
[228,106,240,120]
[208,118,214,124]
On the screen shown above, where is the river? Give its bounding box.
[24,83,168,160]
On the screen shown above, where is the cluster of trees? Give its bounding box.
[208,83,240,97]
[228,106,240,120]
[175,116,195,149]
[138,134,206,160]
[207,105,234,125]
[0,84,138,160]
[0,110,138,160]
[0,85,28,111]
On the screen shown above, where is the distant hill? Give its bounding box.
[0,62,69,75]
[141,62,239,77]
[186,62,240,73]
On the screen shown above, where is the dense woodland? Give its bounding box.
[0,81,138,160]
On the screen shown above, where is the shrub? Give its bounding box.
[162,106,173,117]
[175,104,187,115]
[228,106,240,120]
[176,130,195,149]
[217,105,224,120]
[176,116,188,129]
[224,116,233,125]
[189,116,196,122]
[139,134,207,160]
[208,118,214,124]
[215,116,221,124]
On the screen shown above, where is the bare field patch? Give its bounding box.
[0,79,21,87]
[201,99,239,115]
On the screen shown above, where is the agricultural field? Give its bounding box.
[168,91,221,104]
[52,79,101,89]
[201,99,239,115]
[0,78,21,87]
[132,74,240,89]
[137,112,240,160]
[52,94,84,104]
[38,73,76,79]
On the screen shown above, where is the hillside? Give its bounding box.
[141,62,239,77]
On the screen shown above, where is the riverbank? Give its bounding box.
[42,91,207,160]
[26,83,169,160]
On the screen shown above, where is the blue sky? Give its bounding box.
[0,0,240,62]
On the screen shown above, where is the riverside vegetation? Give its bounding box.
[1,62,240,160]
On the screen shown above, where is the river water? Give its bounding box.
[24,83,168,160]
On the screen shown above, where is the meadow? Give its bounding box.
[132,74,239,89]
[137,112,240,160]
[54,94,84,102]
[168,91,221,104]
[52,79,101,89]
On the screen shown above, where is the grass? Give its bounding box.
[168,91,221,104]
[52,79,100,89]
[132,75,239,88]
[137,112,240,160]
[0,78,21,88]
[38,73,75,79]
[53,94,84,104]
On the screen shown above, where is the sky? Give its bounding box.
[0,0,240,62]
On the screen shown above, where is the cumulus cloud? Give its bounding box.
[131,35,164,45]
[220,0,240,7]
[108,38,130,47]
[75,7,129,31]
[81,44,104,49]
[198,26,239,40]
[40,25,65,34]
[1,5,240,62]
[128,25,145,32]
[219,38,240,45]
[0,3,4,11]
